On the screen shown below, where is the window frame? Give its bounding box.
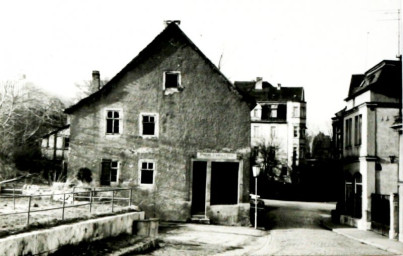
[139,113,159,138]
[163,71,181,90]
[63,137,70,149]
[138,159,156,187]
[104,108,123,136]
[292,106,299,118]
[101,159,120,186]
[355,115,362,146]
[270,104,278,118]
[293,126,298,138]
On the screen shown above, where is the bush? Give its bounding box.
[76,168,92,183]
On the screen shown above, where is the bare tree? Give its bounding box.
[73,78,109,102]
[0,79,66,178]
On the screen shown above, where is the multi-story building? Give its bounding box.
[332,59,402,237]
[64,22,253,225]
[235,78,306,177]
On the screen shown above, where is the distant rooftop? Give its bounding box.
[234,80,305,103]
[346,59,401,101]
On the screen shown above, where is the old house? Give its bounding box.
[332,59,402,238]
[41,125,70,181]
[64,21,252,225]
[235,79,306,180]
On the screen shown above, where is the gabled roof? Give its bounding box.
[65,22,253,113]
[42,125,70,138]
[234,81,305,103]
[345,59,401,101]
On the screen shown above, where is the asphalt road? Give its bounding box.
[138,200,397,255]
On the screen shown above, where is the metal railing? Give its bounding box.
[0,187,134,228]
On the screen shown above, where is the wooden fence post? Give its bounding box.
[129,188,132,207]
[62,193,66,220]
[13,184,15,210]
[111,190,115,212]
[89,189,93,213]
[72,187,75,204]
[27,196,32,227]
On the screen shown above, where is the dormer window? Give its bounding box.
[163,71,181,89]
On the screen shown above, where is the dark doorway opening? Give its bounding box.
[210,162,239,205]
[191,161,207,215]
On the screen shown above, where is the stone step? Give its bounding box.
[191,215,210,224]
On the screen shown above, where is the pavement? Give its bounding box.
[321,217,403,255]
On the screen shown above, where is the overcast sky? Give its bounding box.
[0,0,400,134]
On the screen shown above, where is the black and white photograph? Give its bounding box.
[0,0,402,255]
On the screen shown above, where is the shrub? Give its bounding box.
[76,168,92,183]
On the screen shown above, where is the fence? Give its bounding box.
[0,187,134,229]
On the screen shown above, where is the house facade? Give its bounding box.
[332,59,402,237]
[41,125,70,181]
[235,79,306,179]
[64,22,252,225]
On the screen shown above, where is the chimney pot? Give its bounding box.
[164,20,181,26]
[92,70,101,92]
[255,77,263,90]
[277,83,281,90]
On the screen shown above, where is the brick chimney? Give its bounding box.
[277,83,281,90]
[91,70,101,93]
[255,77,263,90]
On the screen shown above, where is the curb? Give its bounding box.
[320,218,403,255]
[107,238,159,256]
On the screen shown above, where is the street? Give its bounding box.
[140,200,396,256]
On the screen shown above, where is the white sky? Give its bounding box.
[0,0,400,134]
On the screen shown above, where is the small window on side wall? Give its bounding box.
[106,110,121,134]
[140,113,159,138]
[139,160,155,185]
[163,71,181,90]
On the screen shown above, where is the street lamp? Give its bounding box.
[252,165,261,229]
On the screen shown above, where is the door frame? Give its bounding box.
[190,157,243,217]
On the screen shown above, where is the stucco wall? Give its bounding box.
[68,30,251,222]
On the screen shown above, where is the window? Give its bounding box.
[63,137,69,149]
[293,106,299,117]
[101,159,119,185]
[355,115,362,145]
[140,113,158,137]
[345,118,352,147]
[164,71,180,89]
[300,107,306,118]
[253,108,259,118]
[300,128,305,139]
[270,105,278,118]
[106,110,120,134]
[293,126,298,137]
[139,160,155,185]
[345,118,353,147]
[271,126,276,138]
[253,126,260,138]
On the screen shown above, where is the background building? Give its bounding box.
[235,79,306,176]
[332,59,402,238]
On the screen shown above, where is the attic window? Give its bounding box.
[163,71,181,89]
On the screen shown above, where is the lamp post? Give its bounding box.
[252,165,261,229]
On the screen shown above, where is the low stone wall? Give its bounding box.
[340,214,359,227]
[0,212,147,256]
[208,203,250,226]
